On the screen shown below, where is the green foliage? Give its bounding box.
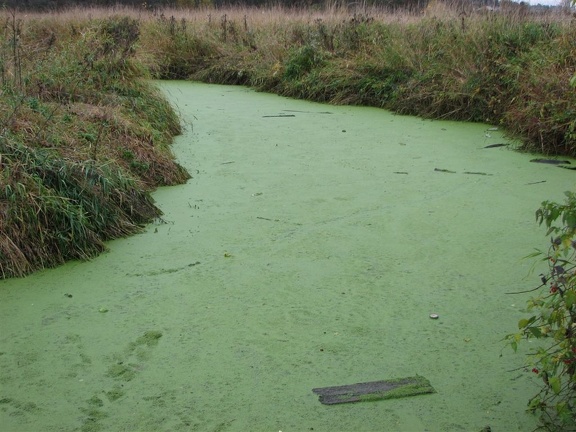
[508,193,576,430]
[284,44,326,80]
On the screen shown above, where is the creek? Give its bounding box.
[1,81,575,431]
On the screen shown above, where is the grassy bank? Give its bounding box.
[0,13,190,278]
[131,2,575,155]
[1,4,574,277]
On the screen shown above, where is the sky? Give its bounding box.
[519,0,564,6]
[533,0,562,4]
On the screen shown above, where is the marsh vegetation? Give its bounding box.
[0,3,574,275]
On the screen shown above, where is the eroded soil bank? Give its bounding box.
[1,82,575,431]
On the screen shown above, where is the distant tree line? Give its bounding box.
[1,0,167,10]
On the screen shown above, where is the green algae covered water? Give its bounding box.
[1,81,575,432]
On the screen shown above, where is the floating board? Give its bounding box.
[312,375,435,405]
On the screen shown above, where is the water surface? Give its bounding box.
[1,81,575,431]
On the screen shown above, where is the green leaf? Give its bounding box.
[556,401,571,421]
[564,213,576,229]
[518,318,530,329]
[528,396,542,412]
[524,250,542,259]
[528,327,542,338]
[546,226,558,236]
[566,290,576,308]
[519,317,536,329]
[549,376,561,395]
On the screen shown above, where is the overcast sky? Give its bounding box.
[521,0,563,5]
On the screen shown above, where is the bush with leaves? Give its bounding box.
[508,192,576,430]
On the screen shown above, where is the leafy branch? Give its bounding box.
[508,192,576,430]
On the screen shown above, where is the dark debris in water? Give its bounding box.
[530,158,571,165]
[483,143,509,149]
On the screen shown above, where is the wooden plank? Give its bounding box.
[312,375,435,405]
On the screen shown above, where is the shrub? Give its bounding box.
[508,192,576,430]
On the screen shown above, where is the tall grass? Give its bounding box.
[0,12,190,278]
[132,2,575,154]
